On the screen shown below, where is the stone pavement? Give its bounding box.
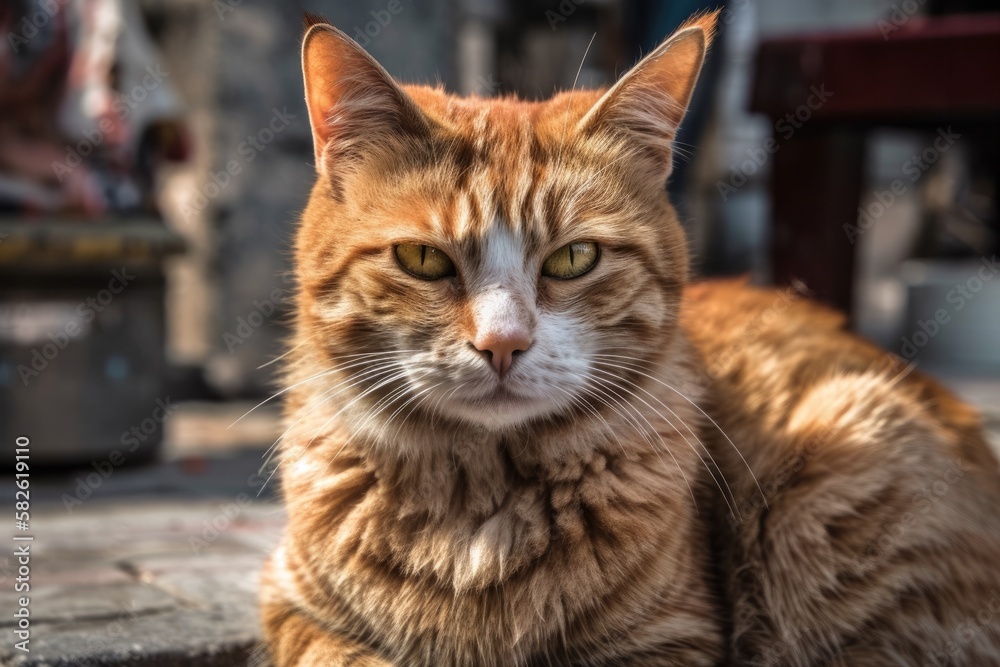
[0,430,284,667]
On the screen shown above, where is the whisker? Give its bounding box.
[554,32,599,172]
[256,337,311,370]
[321,373,438,473]
[381,381,438,437]
[233,351,414,427]
[585,373,701,514]
[386,381,444,443]
[260,359,411,464]
[593,352,768,512]
[590,365,739,520]
[578,380,658,450]
[578,377,696,510]
[256,370,414,495]
[552,385,633,462]
[306,371,416,451]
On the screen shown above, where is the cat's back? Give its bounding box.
[680,279,1000,664]
[681,278,993,466]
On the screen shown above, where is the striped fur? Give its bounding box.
[261,11,1000,666]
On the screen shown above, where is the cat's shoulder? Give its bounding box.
[681,279,982,459]
[681,277,845,348]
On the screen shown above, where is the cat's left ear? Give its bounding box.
[578,11,718,169]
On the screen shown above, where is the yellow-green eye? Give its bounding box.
[541,241,599,279]
[394,244,456,280]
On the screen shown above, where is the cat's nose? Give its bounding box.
[473,331,532,378]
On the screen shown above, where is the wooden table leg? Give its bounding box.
[770,126,866,320]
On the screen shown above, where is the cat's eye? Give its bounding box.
[394,244,456,280]
[541,242,599,279]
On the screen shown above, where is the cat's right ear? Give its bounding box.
[301,20,430,177]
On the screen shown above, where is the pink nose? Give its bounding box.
[473,331,532,377]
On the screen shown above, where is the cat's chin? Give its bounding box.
[439,387,566,431]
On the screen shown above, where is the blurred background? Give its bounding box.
[0,0,998,664]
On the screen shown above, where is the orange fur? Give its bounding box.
[260,12,1000,666]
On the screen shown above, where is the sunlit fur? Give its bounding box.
[260,11,1000,666]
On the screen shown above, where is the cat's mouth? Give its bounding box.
[442,382,564,428]
[457,385,528,406]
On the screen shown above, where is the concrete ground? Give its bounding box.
[0,404,283,667]
[1,384,997,667]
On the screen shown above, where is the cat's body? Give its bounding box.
[260,12,1000,666]
[685,281,1000,666]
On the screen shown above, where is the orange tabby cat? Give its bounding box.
[260,11,1000,665]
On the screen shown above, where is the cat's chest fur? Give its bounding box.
[276,354,725,665]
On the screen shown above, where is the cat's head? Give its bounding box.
[294,13,715,432]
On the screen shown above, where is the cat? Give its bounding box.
[259,10,1000,666]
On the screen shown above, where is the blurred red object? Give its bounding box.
[751,13,1000,316]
